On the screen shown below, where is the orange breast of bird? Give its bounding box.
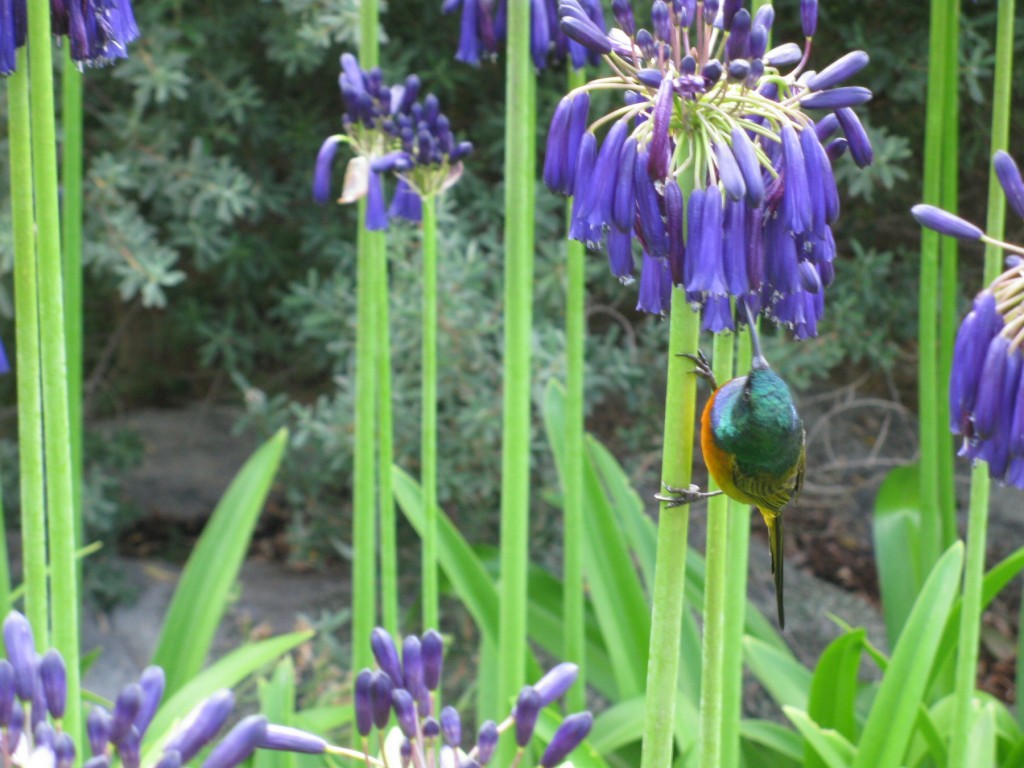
[700,381,757,507]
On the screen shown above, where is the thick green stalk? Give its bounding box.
[640,294,701,768]
[28,0,81,740]
[719,326,752,768]
[62,52,84,547]
[496,0,536,758]
[352,212,378,678]
[7,53,47,639]
[563,65,588,715]
[376,226,398,638]
[951,0,1013,755]
[0,480,11,620]
[352,0,380,692]
[935,0,961,548]
[421,195,439,632]
[698,329,735,768]
[916,0,954,572]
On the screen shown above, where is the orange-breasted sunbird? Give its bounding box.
[657,308,805,628]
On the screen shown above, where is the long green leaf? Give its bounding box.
[743,636,812,711]
[543,383,649,699]
[967,702,997,768]
[806,628,865,768]
[739,720,804,762]
[873,464,923,647]
[150,429,288,694]
[292,706,354,734]
[852,542,964,768]
[591,697,646,755]
[143,631,312,763]
[784,707,855,768]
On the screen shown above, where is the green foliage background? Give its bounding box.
[0,0,1020,562]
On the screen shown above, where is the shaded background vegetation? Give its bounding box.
[0,0,1022,574]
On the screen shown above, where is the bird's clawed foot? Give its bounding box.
[654,482,724,508]
[677,349,718,390]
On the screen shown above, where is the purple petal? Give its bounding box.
[800,87,873,110]
[994,150,1024,219]
[807,51,869,91]
[835,107,873,167]
[540,712,593,768]
[911,204,982,241]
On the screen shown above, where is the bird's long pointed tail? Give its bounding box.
[758,507,785,629]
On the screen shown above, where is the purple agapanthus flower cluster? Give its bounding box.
[543,0,874,336]
[313,54,472,230]
[355,628,592,768]
[442,0,605,71]
[913,152,1024,488]
[0,611,373,768]
[0,0,139,75]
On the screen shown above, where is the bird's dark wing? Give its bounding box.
[731,450,804,514]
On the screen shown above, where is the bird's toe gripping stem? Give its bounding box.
[677,349,718,390]
[654,482,724,508]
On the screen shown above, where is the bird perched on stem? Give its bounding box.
[656,304,805,628]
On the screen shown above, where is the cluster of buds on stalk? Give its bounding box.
[313,54,472,229]
[913,152,1024,488]
[544,0,873,336]
[354,628,593,768]
[0,0,140,75]
[442,0,606,70]
[0,611,375,768]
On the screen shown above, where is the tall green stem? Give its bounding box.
[719,326,752,768]
[7,53,47,640]
[562,65,588,715]
[641,293,701,768]
[496,0,536,758]
[950,0,1013,758]
[352,213,379,679]
[27,0,81,741]
[936,0,961,548]
[698,329,735,768]
[917,0,956,573]
[421,195,439,632]
[376,227,398,639]
[352,0,380,693]
[62,52,84,547]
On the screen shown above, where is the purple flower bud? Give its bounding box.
[688,189,726,295]
[834,107,873,167]
[422,717,440,739]
[355,669,373,737]
[7,697,23,749]
[399,739,412,768]
[749,24,768,59]
[781,124,812,234]
[911,204,983,241]
[684,187,706,293]
[651,1,671,42]
[540,712,593,768]
[476,720,499,765]
[565,93,590,192]
[665,178,685,285]
[723,199,749,296]
[369,670,393,730]
[440,706,461,747]
[30,666,46,731]
[39,650,66,720]
[703,0,719,24]
[401,637,426,703]
[950,293,1001,433]
[455,0,480,64]
[973,335,1012,439]
[165,690,235,763]
[569,132,599,243]
[764,42,801,68]
[201,715,267,768]
[721,0,743,30]
[753,4,774,31]
[35,721,55,748]
[678,0,696,25]
[800,127,828,234]
[607,227,635,282]
[612,0,635,34]
[715,141,746,202]
[530,0,550,69]
[421,630,443,691]
[589,119,630,227]
[729,126,765,208]
[84,756,110,768]
[825,137,848,162]
[702,59,723,84]
[312,137,342,204]
[764,213,800,294]
[994,151,1024,219]
[726,9,750,59]
[801,86,872,110]
[134,666,164,736]
[612,138,638,231]
[0,659,14,725]
[365,170,389,231]
[3,612,36,701]
[391,689,418,738]
[635,151,669,259]
[87,707,111,756]
[109,684,142,745]
[801,0,817,36]
[531,663,579,707]
[647,78,674,180]
[727,59,751,82]
[637,252,672,316]
[814,114,839,142]
[808,51,869,91]
[636,68,663,88]
[257,725,326,754]
[560,16,612,54]
[544,96,574,194]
